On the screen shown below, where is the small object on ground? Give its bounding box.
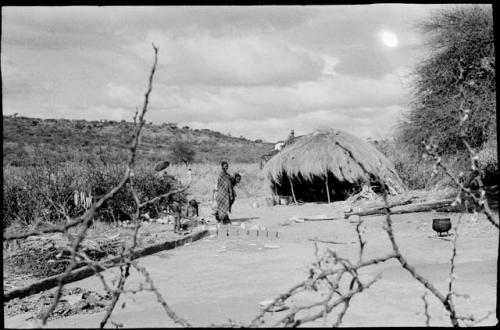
[252,202,260,208]
[187,199,199,217]
[302,214,341,221]
[121,221,135,229]
[265,197,275,207]
[154,160,170,172]
[157,217,170,225]
[264,244,280,249]
[279,196,290,205]
[432,218,452,236]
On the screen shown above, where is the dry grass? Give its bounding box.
[166,162,271,202]
[2,160,268,233]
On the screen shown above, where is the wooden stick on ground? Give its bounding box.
[308,237,351,244]
[302,216,343,221]
[4,229,213,302]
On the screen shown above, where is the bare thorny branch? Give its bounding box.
[422,61,498,229]
[335,137,497,327]
[406,59,498,326]
[3,44,192,328]
[33,44,157,326]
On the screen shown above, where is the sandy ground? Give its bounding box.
[4,197,498,328]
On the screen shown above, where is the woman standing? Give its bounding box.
[215,161,233,224]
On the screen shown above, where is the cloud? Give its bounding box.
[2,5,451,145]
[188,105,406,142]
[126,31,325,86]
[144,69,408,126]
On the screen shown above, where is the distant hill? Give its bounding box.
[2,115,274,166]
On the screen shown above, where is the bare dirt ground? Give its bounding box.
[4,197,498,328]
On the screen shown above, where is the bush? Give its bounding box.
[169,140,196,165]
[2,163,187,229]
[398,5,495,155]
[373,139,470,190]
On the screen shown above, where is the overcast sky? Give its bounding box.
[2,4,461,142]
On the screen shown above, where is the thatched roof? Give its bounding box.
[264,128,406,193]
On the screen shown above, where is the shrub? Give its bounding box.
[398,5,495,156]
[2,163,187,229]
[169,140,196,166]
[373,139,470,190]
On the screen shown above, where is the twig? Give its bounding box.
[38,44,160,326]
[446,225,459,304]
[355,218,366,262]
[332,299,351,327]
[336,140,463,327]
[422,292,431,326]
[466,310,495,326]
[100,245,131,328]
[132,263,192,327]
[282,275,380,327]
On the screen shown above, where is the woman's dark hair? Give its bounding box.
[221,161,228,167]
[234,173,241,179]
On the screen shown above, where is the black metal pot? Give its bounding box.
[432,218,452,236]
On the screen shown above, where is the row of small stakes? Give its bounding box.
[216,226,280,239]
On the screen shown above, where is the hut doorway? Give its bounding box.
[272,171,358,203]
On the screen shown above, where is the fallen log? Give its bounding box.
[4,228,213,302]
[346,196,415,212]
[344,199,457,219]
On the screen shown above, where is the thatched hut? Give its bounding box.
[263,128,407,203]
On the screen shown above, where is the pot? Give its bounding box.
[432,218,452,236]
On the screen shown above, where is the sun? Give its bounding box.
[379,30,399,48]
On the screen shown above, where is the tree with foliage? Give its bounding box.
[397,5,495,155]
[169,140,196,166]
